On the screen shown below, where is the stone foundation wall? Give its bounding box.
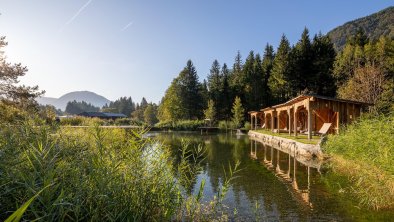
[248,131,323,159]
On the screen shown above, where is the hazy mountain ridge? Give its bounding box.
[327,6,393,51]
[37,91,111,110]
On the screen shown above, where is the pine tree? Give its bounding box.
[207,59,222,119]
[230,51,244,99]
[0,36,43,111]
[231,96,245,128]
[311,33,336,96]
[269,34,292,103]
[291,27,313,95]
[221,63,232,120]
[261,43,275,106]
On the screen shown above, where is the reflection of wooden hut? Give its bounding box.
[250,94,371,139]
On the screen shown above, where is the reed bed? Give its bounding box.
[0,120,238,221]
[322,114,394,210]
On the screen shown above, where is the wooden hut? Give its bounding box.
[250,94,371,139]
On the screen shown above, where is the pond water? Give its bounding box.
[149,132,393,221]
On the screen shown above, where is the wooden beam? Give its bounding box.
[307,100,312,140]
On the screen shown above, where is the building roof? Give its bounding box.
[78,112,127,118]
[270,94,372,109]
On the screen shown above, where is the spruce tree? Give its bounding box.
[291,27,313,95]
[231,96,245,128]
[221,63,232,120]
[207,59,222,120]
[269,34,292,103]
[261,43,275,106]
[311,33,336,96]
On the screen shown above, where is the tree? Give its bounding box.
[337,36,394,113]
[310,33,337,96]
[144,103,158,125]
[338,65,384,108]
[204,99,216,125]
[104,96,135,117]
[132,97,149,122]
[269,34,292,103]
[0,36,43,111]
[261,43,275,107]
[230,51,244,99]
[290,27,314,95]
[220,63,232,120]
[231,96,245,128]
[65,100,99,114]
[158,60,204,121]
[207,59,222,119]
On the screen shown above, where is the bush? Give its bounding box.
[243,122,251,130]
[155,120,204,131]
[114,118,131,126]
[218,120,235,131]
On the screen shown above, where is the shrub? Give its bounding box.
[155,120,204,131]
[243,122,251,130]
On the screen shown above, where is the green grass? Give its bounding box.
[0,120,238,221]
[252,129,321,145]
[322,114,394,210]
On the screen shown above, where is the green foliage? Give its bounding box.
[218,120,235,131]
[231,96,245,128]
[203,99,216,124]
[323,114,394,174]
[269,34,292,103]
[5,185,52,222]
[243,122,251,130]
[131,97,148,121]
[155,120,204,131]
[102,96,135,117]
[158,60,204,121]
[59,116,105,126]
[328,6,394,51]
[0,36,43,111]
[335,36,394,113]
[65,100,100,114]
[143,103,158,126]
[322,114,394,209]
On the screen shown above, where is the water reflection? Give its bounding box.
[249,139,317,208]
[149,132,393,221]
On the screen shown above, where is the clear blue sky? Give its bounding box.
[1,1,393,103]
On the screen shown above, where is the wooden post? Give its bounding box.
[307,100,312,140]
[271,112,274,132]
[294,107,298,137]
[255,114,257,130]
[277,111,280,134]
[288,108,291,136]
[251,115,253,130]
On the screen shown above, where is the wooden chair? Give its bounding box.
[318,123,332,136]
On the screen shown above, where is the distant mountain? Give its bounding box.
[327,6,394,51]
[37,91,111,111]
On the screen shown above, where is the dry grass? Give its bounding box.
[329,154,394,210]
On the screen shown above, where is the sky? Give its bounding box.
[1,1,393,103]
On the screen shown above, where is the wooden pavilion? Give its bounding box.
[249,94,371,140]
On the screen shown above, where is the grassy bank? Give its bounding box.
[0,120,237,221]
[322,114,394,210]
